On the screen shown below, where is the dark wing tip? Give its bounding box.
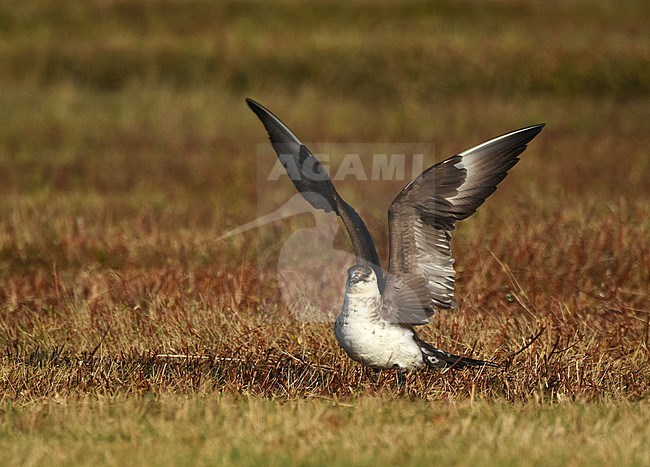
[512,123,545,144]
[456,122,545,162]
[245,96,260,109]
[245,97,303,151]
[245,97,272,123]
[502,122,545,144]
[525,122,545,134]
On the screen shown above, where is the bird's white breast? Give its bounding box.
[334,292,424,369]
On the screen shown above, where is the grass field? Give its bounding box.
[0,0,649,465]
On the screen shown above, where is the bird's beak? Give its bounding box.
[349,271,364,283]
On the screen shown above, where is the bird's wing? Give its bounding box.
[246,98,382,280]
[381,124,544,324]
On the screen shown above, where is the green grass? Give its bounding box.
[0,0,649,465]
[1,397,649,466]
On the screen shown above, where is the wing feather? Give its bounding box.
[246,98,383,281]
[382,124,544,324]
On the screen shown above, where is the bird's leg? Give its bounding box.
[371,367,383,385]
[361,366,384,385]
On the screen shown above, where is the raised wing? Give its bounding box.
[382,124,544,324]
[246,98,383,281]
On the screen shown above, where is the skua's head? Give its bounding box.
[346,265,378,294]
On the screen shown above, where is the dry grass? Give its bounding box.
[0,0,648,464]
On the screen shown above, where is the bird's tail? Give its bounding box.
[417,338,498,370]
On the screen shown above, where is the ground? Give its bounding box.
[0,1,648,465]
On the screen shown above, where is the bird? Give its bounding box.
[246,97,544,370]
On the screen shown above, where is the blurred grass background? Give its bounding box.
[0,0,648,464]
[0,0,647,198]
[0,0,647,271]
